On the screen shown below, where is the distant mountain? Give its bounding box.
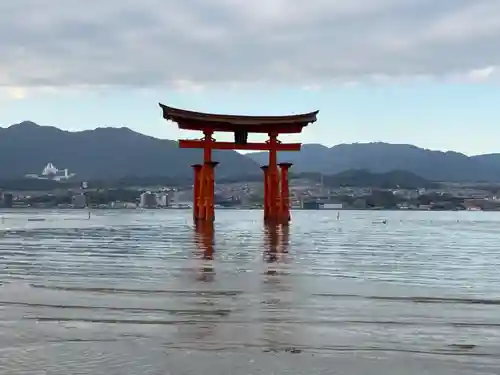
[323,169,436,189]
[0,122,260,180]
[247,142,500,182]
[4,122,500,183]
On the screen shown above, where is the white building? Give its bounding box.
[25,162,76,181]
[140,191,158,208]
[392,189,420,200]
[42,163,58,177]
[157,193,169,207]
[323,203,343,209]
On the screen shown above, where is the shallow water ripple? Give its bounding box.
[0,209,500,374]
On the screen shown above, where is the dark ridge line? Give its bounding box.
[28,284,242,296]
[12,339,498,359]
[1,300,231,316]
[21,316,500,328]
[314,293,500,305]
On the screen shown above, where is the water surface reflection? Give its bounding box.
[194,220,215,281]
[261,223,297,352]
[263,223,289,266]
[0,209,500,374]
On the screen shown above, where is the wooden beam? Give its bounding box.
[179,140,301,151]
[177,123,307,134]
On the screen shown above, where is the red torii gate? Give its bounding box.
[159,103,318,224]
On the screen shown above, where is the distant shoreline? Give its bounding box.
[0,207,491,212]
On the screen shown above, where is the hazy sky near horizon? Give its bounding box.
[1,0,500,155]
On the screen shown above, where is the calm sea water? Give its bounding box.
[1,209,500,374]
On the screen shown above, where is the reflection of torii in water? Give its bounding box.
[261,223,299,353]
[263,223,289,269]
[177,221,219,344]
[194,221,215,282]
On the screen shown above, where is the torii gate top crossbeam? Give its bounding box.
[159,103,319,134]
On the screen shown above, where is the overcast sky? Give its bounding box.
[1,0,500,154]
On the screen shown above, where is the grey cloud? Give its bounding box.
[1,0,500,87]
